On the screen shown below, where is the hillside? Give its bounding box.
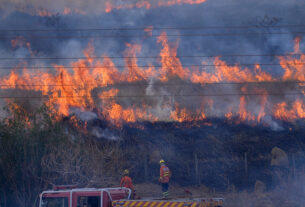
[0,105,304,206]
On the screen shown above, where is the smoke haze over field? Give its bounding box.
[1,0,305,61]
[0,0,304,68]
[1,2,305,207]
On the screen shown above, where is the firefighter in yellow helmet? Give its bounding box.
[159,159,171,198]
[120,169,136,199]
[120,169,134,190]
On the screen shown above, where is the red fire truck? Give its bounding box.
[39,186,224,207]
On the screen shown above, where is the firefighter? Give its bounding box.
[159,159,171,198]
[120,169,134,190]
[120,169,135,198]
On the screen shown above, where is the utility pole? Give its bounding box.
[244,152,248,177]
[144,154,148,182]
[194,152,199,186]
[244,152,248,187]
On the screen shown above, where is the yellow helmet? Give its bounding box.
[160,159,165,164]
[123,169,129,175]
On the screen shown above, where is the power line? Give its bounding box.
[2,24,305,32]
[0,92,304,99]
[1,62,305,70]
[2,31,305,39]
[0,53,302,60]
[0,80,305,88]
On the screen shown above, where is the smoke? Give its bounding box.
[90,127,120,140]
[0,0,304,129]
[145,78,174,121]
[69,108,97,121]
[0,0,209,16]
[69,108,121,140]
[0,0,109,16]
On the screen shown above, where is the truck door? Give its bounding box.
[40,192,70,207]
[72,192,101,207]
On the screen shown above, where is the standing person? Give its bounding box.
[120,169,135,198]
[159,159,171,198]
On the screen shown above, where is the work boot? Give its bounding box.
[163,191,169,199]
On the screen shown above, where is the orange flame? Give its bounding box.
[158,0,207,7]
[274,99,305,121]
[191,58,273,84]
[144,26,154,36]
[123,43,156,82]
[157,32,189,81]
[37,9,53,17]
[105,1,151,13]
[105,0,207,13]
[2,34,305,126]
[279,37,305,81]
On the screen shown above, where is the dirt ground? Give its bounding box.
[135,183,212,198]
[133,183,303,207]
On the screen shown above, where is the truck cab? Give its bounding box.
[39,186,224,207]
[39,186,131,207]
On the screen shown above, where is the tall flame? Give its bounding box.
[1,34,305,126]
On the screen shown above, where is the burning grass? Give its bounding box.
[1,33,305,128]
[1,102,305,206]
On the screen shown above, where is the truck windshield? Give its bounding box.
[41,197,68,207]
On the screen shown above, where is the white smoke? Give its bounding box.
[69,108,97,121]
[69,108,121,140]
[0,0,211,16]
[145,78,175,121]
[0,0,109,16]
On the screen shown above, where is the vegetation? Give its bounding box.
[1,103,305,207]
[0,103,123,207]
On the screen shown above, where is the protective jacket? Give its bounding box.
[159,165,170,183]
[120,176,134,190]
